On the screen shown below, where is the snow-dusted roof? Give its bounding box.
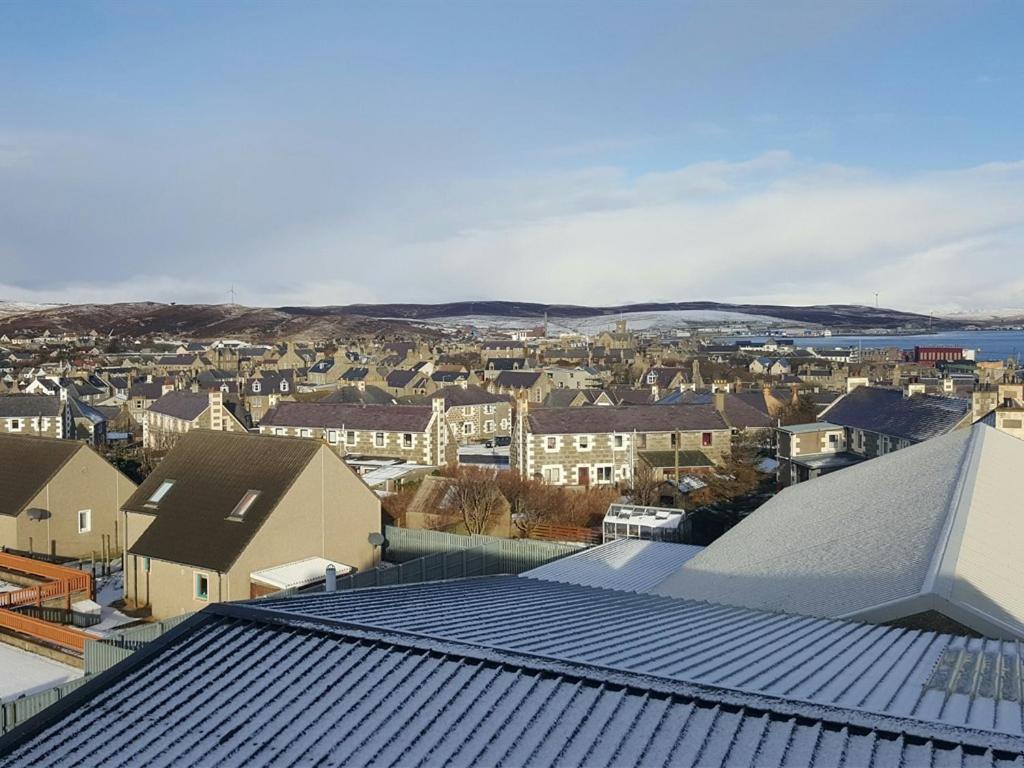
[4,600,1020,766]
[521,539,703,593]
[602,504,684,530]
[656,423,1024,639]
[254,576,1024,739]
[249,557,353,590]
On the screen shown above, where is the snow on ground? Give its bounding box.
[0,643,82,703]
[400,309,804,335]
[0,579,21,594]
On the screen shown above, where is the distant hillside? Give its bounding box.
[0,300,960,341]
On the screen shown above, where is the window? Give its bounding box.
[195,573,209,601]
[299,428,312,438]
[9,418,20,431]
[670,433,678,448]
[402,433,413,448]
[146,480,175,508]
[327,429,339,444]
[577,435,590,450]
[828,433,838,445]
[77,509,91,534]
[142,557,151,572]
[251,381,261,393]
[484,404,496,415]
[463,406,473,417]
[228,490,260,521]
[542,466,562,483]
[346,430,356,445]
[463,422,474,435]
[484,420,495,433]
[274,427,286,436]
[546,436,557,450]
[374,432,385,447]
[701,432,713,447]
[280,380,289,392]
[596,466,613,483]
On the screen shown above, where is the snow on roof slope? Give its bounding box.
[656,423,1024,639]
[520,539,703,593]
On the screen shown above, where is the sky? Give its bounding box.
[1,0,1022,313]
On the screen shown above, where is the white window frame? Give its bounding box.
[541,465,562,484]
[9,418,21,432]
[251,381,261,393]
[483,420,495,433]
[595,465,614,484]
[484,404,496,415]
[576,435,592,452]
[77,509,91,534]
[374,432,385,448]
[544,436,560,452]
[299,428,312,438]
[613,434,625,449]
[463,422,474,435]
[346,430,357,446]
[327,429,339,445]
[402,433,414,448]
[274,427,286,436]
[194,572,210,602]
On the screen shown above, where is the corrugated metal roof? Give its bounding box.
[3,605,1022,767]
[521,539,703,593]
[258,575,1024,738]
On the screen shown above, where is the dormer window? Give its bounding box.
[252,381,261,393]
[227,490,260,521]
[146,480,175,508]
[280,380,289,392]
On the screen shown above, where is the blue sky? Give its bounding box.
[1,1,1022,312]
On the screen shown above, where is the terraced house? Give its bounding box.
[0,394,71,439]
[259,400,452,465]
[512,400,730,487]
[143,390,247,450]
[427,384,511,444]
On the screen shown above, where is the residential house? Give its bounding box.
[306,358,341,386]
[143,390,247,450]
[428,384,511,444]
[127,378,173,425]
[0,394,71,439]
[479,339,526,361]
[491,370,550,403]
[594,319,636,350]
[121,430,380,619]
[242,371,294,425]
[259,400,451,466]
[775,422,863,486]
[0,433,135,559]
[512,400,730,486]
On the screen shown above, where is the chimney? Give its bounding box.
[325,564,337,592]
[208,390,224,430]
[458,378,468,389]
[713,391,726,413]
[650,383,660,401]
[789,383,800,406]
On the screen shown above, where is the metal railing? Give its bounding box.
[1,677,89,736]
[383,525,586,571]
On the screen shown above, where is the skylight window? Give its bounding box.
[228,490,261,521]
[145,480,175,508]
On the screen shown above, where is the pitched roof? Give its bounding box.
[656,424,1024,639]
[240,576,1024,739]
[6,600,1017,767]
[434,385,506,408]
[0,394,63,418]
[148,391,209,421]
[124,430,323,571]
[527,404,727,434]
[0,434,82,517]
[384,369,418,388]
[821,386,971,442]
[262,401,433,432]
[493,370,543,389]
[318,386,397,406]
[656,391,773,429]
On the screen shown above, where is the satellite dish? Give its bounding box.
[367,532,386,548]
[26,508,50,521]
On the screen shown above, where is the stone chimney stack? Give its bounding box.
[650,383,660,401]
[208,390,224,431]
[713,391,726,414]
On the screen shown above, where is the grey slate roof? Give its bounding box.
[493,370,543,389]
[124,430,322,572]
[0,394,63,418]
[2,599,1022,767]
[148,390,209,421]
[822,386,971,442]
[527,404,727,435]
[433,385,506,408]
[657,391,772,429]
[262,401,433,432]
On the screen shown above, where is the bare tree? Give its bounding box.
[627,462,661,507]
[446,466,505,535]
[496,472,551,537]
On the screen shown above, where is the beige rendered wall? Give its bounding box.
[15,447,136,559]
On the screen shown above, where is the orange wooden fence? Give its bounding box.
[0,551,96,653]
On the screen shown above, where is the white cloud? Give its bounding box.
[3,152,1024,312]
